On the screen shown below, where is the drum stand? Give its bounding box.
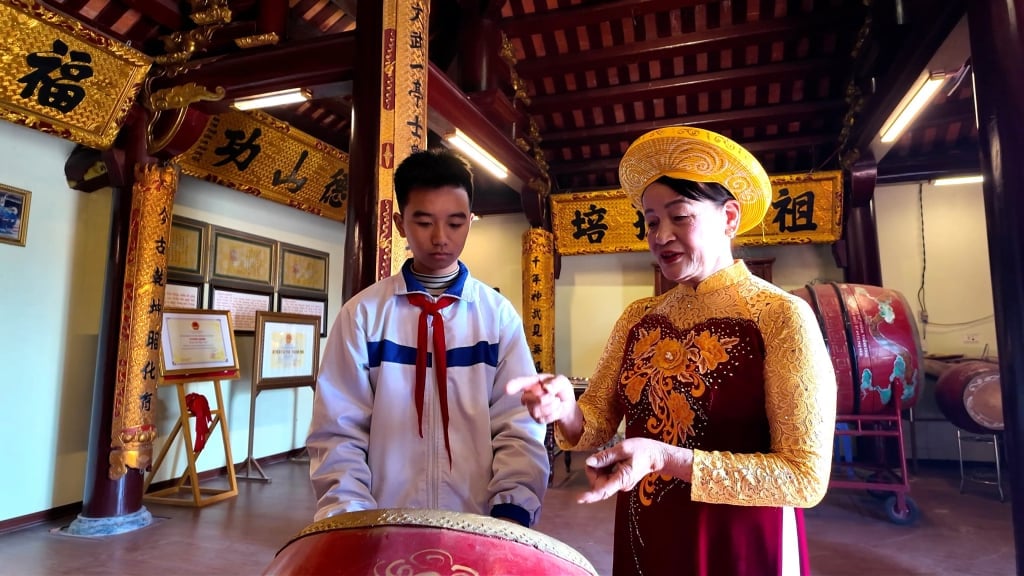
[956,429,1005,502]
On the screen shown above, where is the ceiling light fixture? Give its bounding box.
[445,129,509,179]
[232,88,311,111]
[880,73,947,143]
[933,175,983,186]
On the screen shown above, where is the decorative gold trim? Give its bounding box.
[234,32,280,49]
[189,0,232,25]
[156,25,220,65]
[293,509,596,575]
[145,82,225,154]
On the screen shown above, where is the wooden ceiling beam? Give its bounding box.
[528,58,835,114]
[549,134,834,176]
[542,99,846,146]
[158,32,357,111]
[428,62,543,186]
[515,11,854,79]
[501,0,704,38]
[121,0,182,30]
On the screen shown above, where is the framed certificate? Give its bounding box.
[159,309,239,377]
[209,286,273,333]
[278,295,328,337]
[252,311,321,391]
[165,282,203,310]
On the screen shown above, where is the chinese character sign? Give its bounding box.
[550,170,843,255]
[110,163,178,480]
[376,0,429,280]
[175,110,350,222]
[0,0,150,149]
[522,228,555,374]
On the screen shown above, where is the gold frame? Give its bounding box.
[158,308,240,377]
[252,311,321,392]
[0,183,30,247]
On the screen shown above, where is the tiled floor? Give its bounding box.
[0,457,1013,575]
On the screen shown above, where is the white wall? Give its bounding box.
[0,122,104,521]
[875,181,997,357]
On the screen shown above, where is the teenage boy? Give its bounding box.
[307,149,549,527]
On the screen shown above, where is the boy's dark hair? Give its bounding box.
[394,148,474,211]
[653,175,736,206]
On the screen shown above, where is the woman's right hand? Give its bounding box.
[506,374,577,425]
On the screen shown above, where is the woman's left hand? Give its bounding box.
[578,437,693,504]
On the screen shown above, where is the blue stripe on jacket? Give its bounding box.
[367,339,499,368]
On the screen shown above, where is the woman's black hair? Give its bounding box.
[652,176,735,206]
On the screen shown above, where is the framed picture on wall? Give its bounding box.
[210,226,276,290]
[252,311,321,391]
[209,285,273,333]
[168,216,209,282]
[278,295,328,337]
[278,243,329,297]
[165,281,203,310]
[0,184,31,247]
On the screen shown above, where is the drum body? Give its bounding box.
[263,508,597,576]
[791,283,923,414]
[935,361,1003,434]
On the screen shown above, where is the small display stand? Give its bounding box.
[144,309,241,507]
[235,311,320,483]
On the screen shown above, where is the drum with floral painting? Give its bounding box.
[262,508,597,576]
[791,283,923,415]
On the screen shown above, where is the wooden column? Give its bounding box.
[343,1,383,301]
[967,3,1024,573]
[842,153,882,286]
[68,108,153,535]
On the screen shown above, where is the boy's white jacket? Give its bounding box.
[308,261,549,525]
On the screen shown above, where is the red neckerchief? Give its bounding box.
[406,293,458,466]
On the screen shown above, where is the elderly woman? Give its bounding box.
[509,127,836,576]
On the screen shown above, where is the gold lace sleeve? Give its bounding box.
[690,294,837,507]
[555,298,654,451]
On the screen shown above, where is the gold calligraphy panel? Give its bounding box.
[550,170,843,255]
[522,229,555,374]
[0,0,150,149]
[110,164,178,479]
[175,110,349,222]
[376,0,429,279]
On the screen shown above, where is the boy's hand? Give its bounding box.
[506,374,576,425]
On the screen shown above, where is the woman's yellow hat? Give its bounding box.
[618,127,772,235]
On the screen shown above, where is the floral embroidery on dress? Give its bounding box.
[622,325,738,447]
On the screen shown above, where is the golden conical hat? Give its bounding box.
[618,127,772,235]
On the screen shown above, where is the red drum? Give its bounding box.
[935,361,1003,434]
[263,508,597,576]
[791,283,923,414]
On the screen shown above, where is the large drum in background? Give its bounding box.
[791,283,923,415]
[935,360,1003,435]
[263,508,598,576]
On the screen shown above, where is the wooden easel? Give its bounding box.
[144,371,239,507]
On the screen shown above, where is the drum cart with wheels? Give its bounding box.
[829,393,919,525]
